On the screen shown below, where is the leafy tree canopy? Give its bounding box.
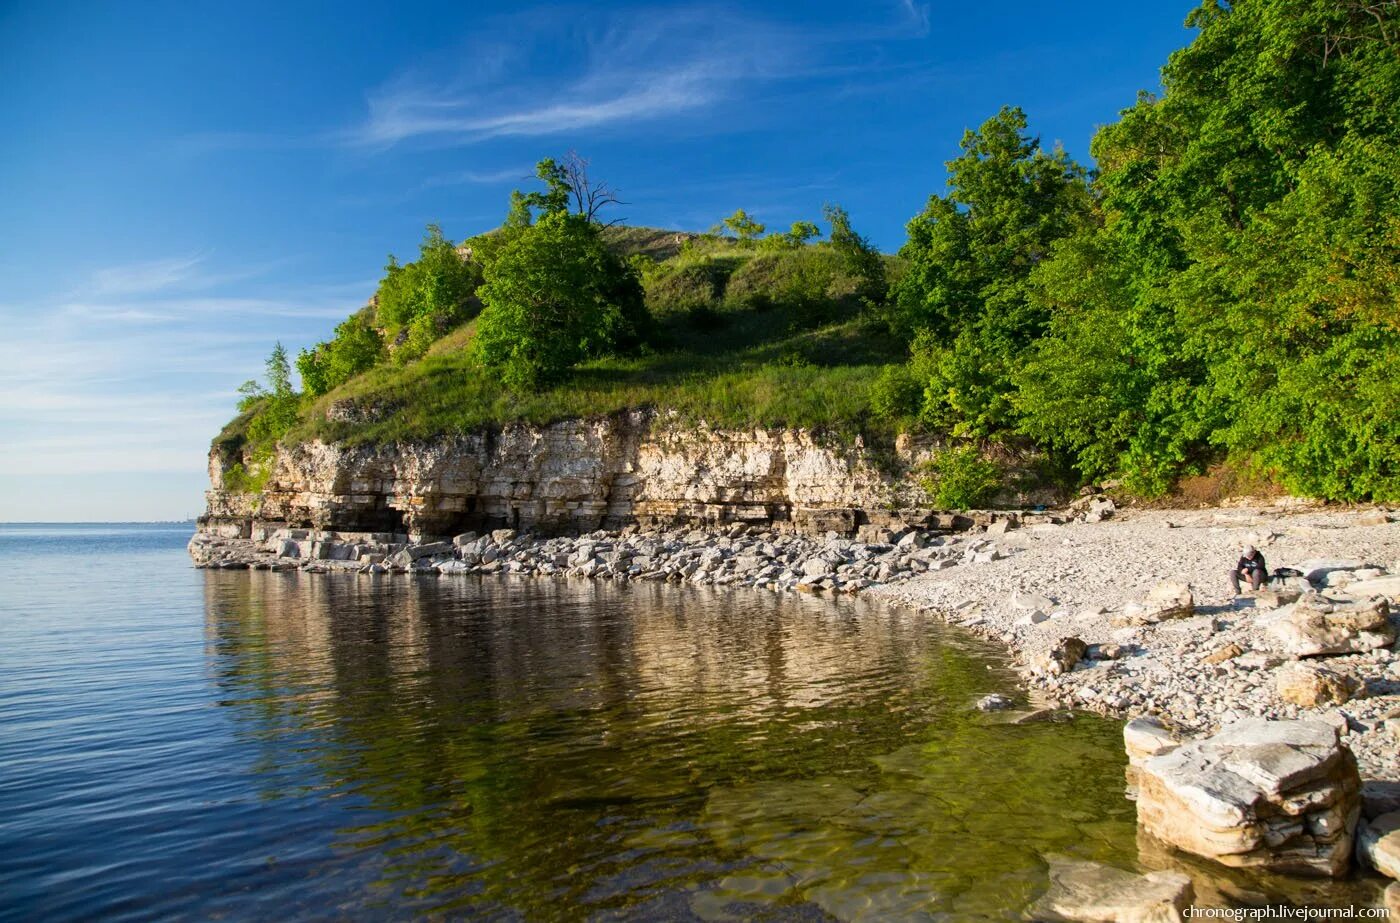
[472,211,648,389]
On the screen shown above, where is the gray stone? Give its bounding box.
[1345,576,1400,600]
[406,541,452,560]
[1365,781,1400,820]
[1135,718,1360,877]
[1359,811,1400,879]
[1011,590,1055,611]
[1254,587,1302,609]
[1124,717,1178,769]
[975,693,1014,711]
[1267,594,1395,657]
[1142,581,1195,621]
[1035,637,1088,677]
[896,530,926,550]
[1297,559,1365,584]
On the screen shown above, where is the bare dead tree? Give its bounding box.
[560,150,626,225]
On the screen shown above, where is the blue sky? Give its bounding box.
[0,0,1195,521]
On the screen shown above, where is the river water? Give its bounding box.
[0,524,1381,920]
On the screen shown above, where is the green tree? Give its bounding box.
[296,312,385,397]
[1020,0,1400,498]
[472,212,648,388]
[718,209,766,243]
[823,204,886,305]
[513,152,622,224]
[241,342,301,450]
[890,106,1092,345]
[759,220,822,250]
[891,107,1092,438]
[504,190,533,229]
[376,225,482,361]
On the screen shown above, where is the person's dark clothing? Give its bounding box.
[1227,551,1268,594]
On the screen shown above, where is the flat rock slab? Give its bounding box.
[1344,576,1400,600]
[1031,855,1193,923]
[1135,718,1361,877]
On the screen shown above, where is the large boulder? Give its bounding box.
[1267,594,1395,657]
[1345,575,1400,601]
[1135,718,1361,877]
[1124,717,1179,788]
[1030,856,1193,923]
[1296,559,1365,583]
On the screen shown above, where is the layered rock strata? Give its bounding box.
[1135,718,1361,877]
[202,414,1049,539]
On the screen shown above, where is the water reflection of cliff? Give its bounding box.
[199,574,1386,917]
[200,572,1015,917]
[203,574,982,723]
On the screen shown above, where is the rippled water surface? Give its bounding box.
[1,524,1378,920]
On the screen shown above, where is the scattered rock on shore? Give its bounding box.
[1267,595,1395,657]
[1275,662,1358,708]
[1359,811,1400,879]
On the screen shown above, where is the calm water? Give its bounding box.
[0,524,1380,920]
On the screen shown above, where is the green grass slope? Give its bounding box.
[274,230,906,447]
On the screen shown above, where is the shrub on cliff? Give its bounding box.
[918,444,1003,510]
[472,212,648,389]
[376,225,482,362]
[236,343,300,456]
[296,310,384,397]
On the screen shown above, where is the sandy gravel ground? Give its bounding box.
[874,504,1400,780]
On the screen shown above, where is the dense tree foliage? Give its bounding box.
[227,343,301,487]
[472,211,648,388]
[882,107,1093,439]
[296,312,384,398]
[886,2,1400,501]
[376,225,482,361]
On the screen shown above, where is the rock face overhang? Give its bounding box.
[202,412,1051,539]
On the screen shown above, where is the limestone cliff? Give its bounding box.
[201,411,1052,539]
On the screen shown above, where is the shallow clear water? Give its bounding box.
[0,524,1383,920]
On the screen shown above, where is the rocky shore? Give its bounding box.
[871,504,1400,785]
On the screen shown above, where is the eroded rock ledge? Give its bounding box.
[203,412,1051,539]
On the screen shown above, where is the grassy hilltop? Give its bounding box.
[223,1,1400,505]
[301,224,903,445]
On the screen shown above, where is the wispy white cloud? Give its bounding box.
[897,0,931,37]
[346,6,802,149]
[91,255,206,296]
[420,166,535,189]
[177,4,939,156]
[0,264,373,493]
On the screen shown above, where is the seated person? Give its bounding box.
[1228,544,1268,595]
